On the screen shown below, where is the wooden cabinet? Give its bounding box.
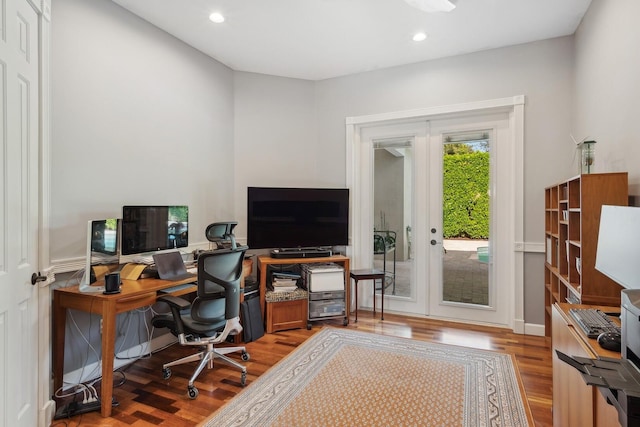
[257,254,350,331]
[552,303,621,427]
[266,297,308,333]
[544,173,627,336]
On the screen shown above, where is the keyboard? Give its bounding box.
[157,283,197,294]
[568,308,621,339]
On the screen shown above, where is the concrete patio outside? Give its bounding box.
[374,239,489,306]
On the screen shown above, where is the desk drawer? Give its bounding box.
[115,292,158,312]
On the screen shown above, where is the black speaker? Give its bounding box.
[104,272,121,294]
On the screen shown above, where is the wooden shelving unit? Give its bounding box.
[544,172,628,336]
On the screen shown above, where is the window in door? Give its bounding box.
[440,131,491,306]
[373,139,413,299]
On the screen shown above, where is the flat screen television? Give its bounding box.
[121,206,189,255]
[247,187,349,249]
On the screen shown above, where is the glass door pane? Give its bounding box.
[441,132,491,306]
[373,140,413,298]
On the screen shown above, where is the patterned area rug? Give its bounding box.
[199,328,532,427]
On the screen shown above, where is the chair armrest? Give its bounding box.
[155,295,191,336]
[157,294,191,311]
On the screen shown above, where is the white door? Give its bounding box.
[428,113,512,326]
[354,121,429,316]
[0,0,42,425]
[347,97,525,331]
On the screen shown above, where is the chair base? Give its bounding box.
[163,342,248,383]
[162,341,250,398]
[157,317,250,398]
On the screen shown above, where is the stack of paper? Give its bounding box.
[271,273,300,292]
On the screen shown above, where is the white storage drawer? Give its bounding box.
[302,263,344,292]
[309,299,345,318]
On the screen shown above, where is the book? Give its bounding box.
[273,278,298,287]
[272,272,301,279]
[271,286,298,293]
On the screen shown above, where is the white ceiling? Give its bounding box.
[110,0,592,81]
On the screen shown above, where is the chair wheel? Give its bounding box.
[187,385,199,399]
[162,368,172,380]
[241,351,250,361]
[240,371,247,386]
[307,323,312,330]
[343,318,348,326]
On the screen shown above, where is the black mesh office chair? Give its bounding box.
[152,245,250,399]
[205,221,238,250]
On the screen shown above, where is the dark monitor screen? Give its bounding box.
[247,187,349,249]
[90,219,118,255]
[121,206,189,255]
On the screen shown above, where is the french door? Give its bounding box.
[356,121,428,316]
[346,97,525,330]
[427,113,511,325]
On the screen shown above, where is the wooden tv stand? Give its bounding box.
[256,254,350,328]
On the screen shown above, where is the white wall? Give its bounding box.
[573,0,640,196]
[316,37,575,240]
[232,72,320,241]
[51,0,235,264]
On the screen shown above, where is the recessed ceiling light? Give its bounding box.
[413,32,427,42]
[209,12,225,23]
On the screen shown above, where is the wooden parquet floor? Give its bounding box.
[51,313,552,427]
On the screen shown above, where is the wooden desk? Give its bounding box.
[552,303,621,427]
[257,254,350,327]
[53,259,252,418]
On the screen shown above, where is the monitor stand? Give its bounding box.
[270,247,332,259]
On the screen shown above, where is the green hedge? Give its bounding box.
[443,152,489,239]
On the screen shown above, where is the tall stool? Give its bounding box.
[350,269,385,322]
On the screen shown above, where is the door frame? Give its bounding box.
[35,0,54,425]
[346,96,526,332]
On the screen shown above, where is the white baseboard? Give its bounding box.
[40,399,56,427]
[524,322,545,336]
[62,333,177,389]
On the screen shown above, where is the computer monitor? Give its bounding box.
[121,206,189,256]
[595,205,640,290]
[80,218,120,292]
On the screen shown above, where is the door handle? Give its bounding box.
[31,272,47,285]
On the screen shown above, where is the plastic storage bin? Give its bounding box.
[477,246,489,263]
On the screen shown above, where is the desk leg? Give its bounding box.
[52,295,67,393]
[100,300,117,417]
